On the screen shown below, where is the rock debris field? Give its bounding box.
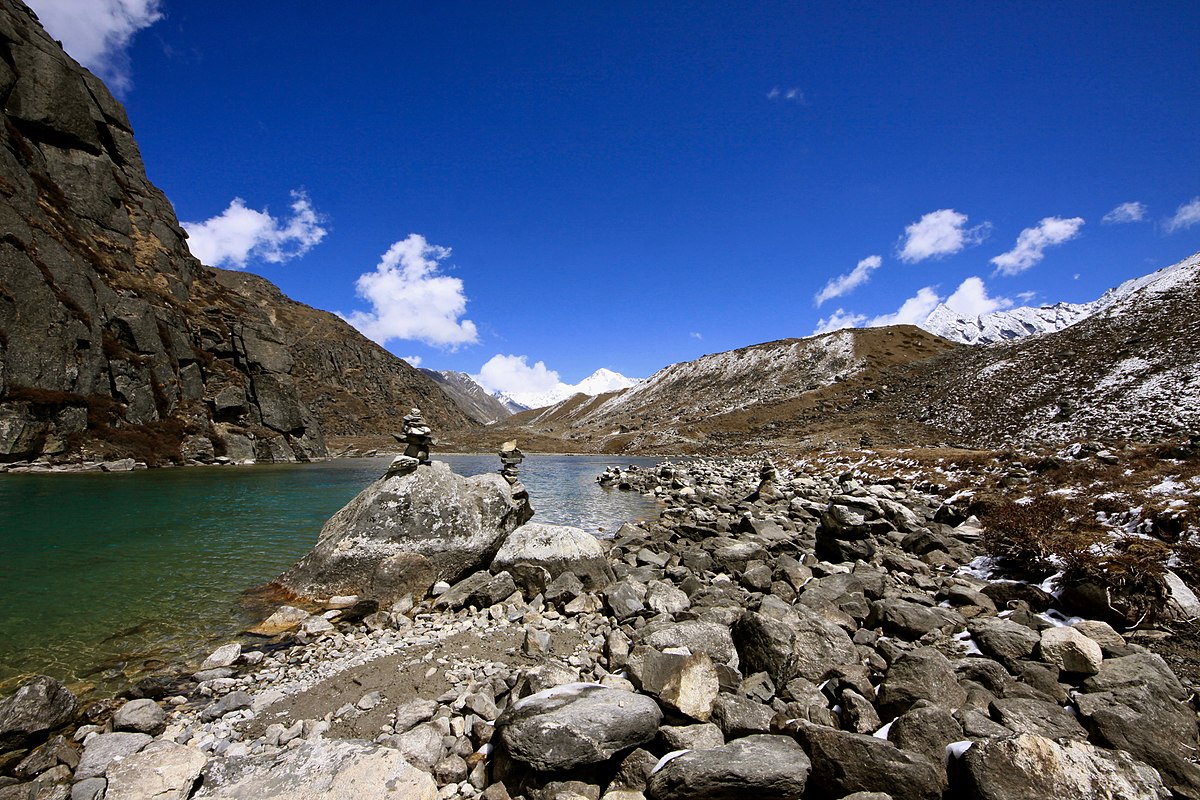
[2,446,1200,800]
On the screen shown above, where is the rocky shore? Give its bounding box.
[2,449,1199,799]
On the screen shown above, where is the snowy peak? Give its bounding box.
[497,369,639,410]
[921,251,1200,345]
[420,369,516,425]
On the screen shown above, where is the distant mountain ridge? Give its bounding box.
[495,368,638,411]
[920,253,1200,344]
[420,369,516,425]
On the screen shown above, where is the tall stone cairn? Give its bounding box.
[387,408,434,476]
[499,440,529,501]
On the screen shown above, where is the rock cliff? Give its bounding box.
[0,0,470,465]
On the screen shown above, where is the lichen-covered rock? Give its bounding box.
[647,735,811,800]
[278,462,532,602]
[0,675,77,749]
[104,741,206,800]
[491,521,615,590]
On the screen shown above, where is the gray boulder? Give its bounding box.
[958,733,1168,800]
[968,617,1041,668]
[193,738,437,799]
[111,698,166,735]
[104,741,206,800]
[877,648,966,720]
[733,606,858,685]
[279,462,532,602]
[491,522,615,590]
[784,720,944,800]
[640,620,736,664]
[647,735,811,800]
[0,676,77,750]
[74,732,153,780]
[495,683,662,772]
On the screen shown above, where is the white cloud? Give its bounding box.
[342,234,478,349]
[1102,201,1146,224]
[814,255,882,306]
[689,331,703,340]
[897,209,990,263]
[27,0,162,95]
[472,354,561,396]
[400,355,422,367]
[1165,197,1200,233]
[183,190,327,269]
[943,276,1013,317]
[868,287,941,327]
[1016,290,1038,304]
[990,216,1085,276]
[767,86,805,103]
[813,309,867,335]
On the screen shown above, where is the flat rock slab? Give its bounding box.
[193,739,437,799]
[104,741,206,800]
[75,731,152,780]
[491,522,616,590]
[647,734,812,800]
[496,683,663,772]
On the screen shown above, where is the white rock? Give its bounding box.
[1039,626,1103,675]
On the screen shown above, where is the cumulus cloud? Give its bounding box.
[944,276,1013,317]
[183,191,327,269]
[400,355,422,367]
[27,0,162,94]
[814,255,882,306]
[813,309,867,335]
[990,216,1085,276]
[1165,197,1200,233]
[472,354,561,396]
[868,287,941,327]
[342,234,478,349]
[1102,201,1146,224]
[897,209,990,263]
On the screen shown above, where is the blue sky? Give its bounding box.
[30,1,1200,397]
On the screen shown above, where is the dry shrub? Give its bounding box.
[980,494,1102,580]
[1058,538,1171,625]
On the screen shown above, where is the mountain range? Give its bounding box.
[0,0,1195,466]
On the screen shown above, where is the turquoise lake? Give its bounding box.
[0,454,662,695]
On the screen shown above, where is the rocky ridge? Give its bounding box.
[421,370,516,426]
[4,448,1198,799]
[0,0,472,468]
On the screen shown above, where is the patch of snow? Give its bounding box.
[873,720,893,740]
[946,741,975,759]
[652,750,692,774]
[1150,477,1187,495]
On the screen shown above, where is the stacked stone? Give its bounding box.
[402,408,434,464]
[498,440,524,485]
[387,408,434,477]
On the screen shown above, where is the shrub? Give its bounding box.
[980,494,1102,580]
[1058,538,1171,626]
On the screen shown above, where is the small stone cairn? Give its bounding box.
[499,440,529,501]
[387,408,434,477]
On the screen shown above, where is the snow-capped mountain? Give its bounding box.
[420,369,517,425]
[497,368,639,410]
[920,252,1200,345]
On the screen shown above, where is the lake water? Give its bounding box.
[0,454,663,695]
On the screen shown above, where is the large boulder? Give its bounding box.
[490,522,615,590]
[104,741,207,800]
[278,462,532,602]
[647,735,811,800]
[783,720,944,800]
[193,738,437,799]
[495,683,662,772]
[732,606,859,685]
[958,733,1168,800]
[0,676,77,750]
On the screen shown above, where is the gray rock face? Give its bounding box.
[959,733,1168,800]
[0,676,77,749]
[194,738,437,799]
[877,648,966,720]
[495,683,662,772]
[491,522,615,590]
[74,732,152,780]
[279,463,532,602]
[647,735,812,800]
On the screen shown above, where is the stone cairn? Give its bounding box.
[499,440,529,501]
[387,408,434,477]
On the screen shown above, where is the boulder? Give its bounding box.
[247,605,311,635]
[733,606,858,686]
[75,732,153,780]
[278,463,532,602]
[111,699,166,735]
[656,652,720,721]
[0,676,77,750]
[1038,626,1103,675]
[877,648,966,720]
[968,617,1041,668]
[783,720,944,800]
[193,738,437,799]
[647,735,811,800]
[491,522,616,590]
[495,683,662,772]
[958,733,1168,800]
[640,621,736,664]
[104,741,206,800]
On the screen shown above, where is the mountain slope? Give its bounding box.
[921,253,1200,345]
[419,369,513,425]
